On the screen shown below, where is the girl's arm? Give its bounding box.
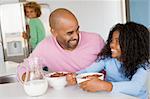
[111,68,148,97]
[77,60,105,74]
[67,60,105,86]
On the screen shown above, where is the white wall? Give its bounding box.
[0,43,5,73]
[40,0,126,41]
[39,4,51,37]
[0,0,19,4]
[0,12,5,73]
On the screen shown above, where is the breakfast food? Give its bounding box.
[76,73,104,84]
[50,72,67,77]
[82,74,102,79]
[45,72,68,89]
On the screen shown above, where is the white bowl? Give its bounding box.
[44,72,68,90]
[76,72,104,84]
[23,79,48,96]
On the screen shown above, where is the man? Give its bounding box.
[28,8,104,72]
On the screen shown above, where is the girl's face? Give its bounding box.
[25,7,37,18]
[110,31,121,59]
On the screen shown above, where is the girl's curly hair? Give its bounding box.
[24,1,41,17]
[97,22,150,79]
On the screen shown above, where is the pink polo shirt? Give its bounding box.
[29,31,104,72]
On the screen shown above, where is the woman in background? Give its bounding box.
[67,22,150,99]
[23,1,45,51]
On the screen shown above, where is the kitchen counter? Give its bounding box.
[0,82,138,99]
[0,61,18,77]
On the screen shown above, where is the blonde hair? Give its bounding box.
[24,1,41,17]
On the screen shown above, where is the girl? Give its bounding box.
[23,1,45,51]
[67,22,150,99]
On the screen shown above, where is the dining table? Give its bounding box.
[0,82,139,99]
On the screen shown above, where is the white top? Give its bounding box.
[0,82,138,99]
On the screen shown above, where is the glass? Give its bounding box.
[17,57,48,96]
[17,57,43,83]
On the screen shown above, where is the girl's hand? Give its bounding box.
[22,32,29,39]
[66,73,77,86]
[80,78,112,92]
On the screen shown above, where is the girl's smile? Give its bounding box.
[110,31,121,59]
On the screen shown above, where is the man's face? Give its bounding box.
[110,31,122,59]
[53,19,80,50]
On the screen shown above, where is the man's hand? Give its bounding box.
[22,72,30,81]
[66,73,77,86]
[80,78,112,92]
